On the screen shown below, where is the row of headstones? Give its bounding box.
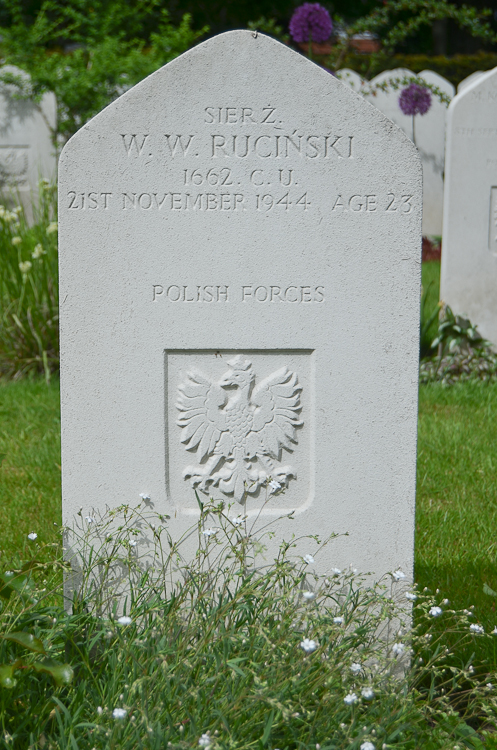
[336,67,487,237]
[339,65,497,347]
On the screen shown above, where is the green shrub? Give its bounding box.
[338,51,497,85]
[0,0,208,144]
[0,182,58,380]
[1,498,496,748]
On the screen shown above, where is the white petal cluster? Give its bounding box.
[344,692,358,705]
[27,532,38,540]
[303,554,315,565]
[470,624,484,634]
[300,638,318,653]
[429,606,443,617]
[112,708,127,720]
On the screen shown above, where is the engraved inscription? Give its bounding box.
[71,104,417,217]
[490,187,497,253]
[176,355,302,503]
[152,284,325,303]
[0,146,29,186]
[455,127,497,137]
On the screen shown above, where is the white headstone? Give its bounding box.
[366,68,453,236]
[457,71,484,93]
[415,70,454,236]
[336,68,364,92]
[59,31,421,583]
[0,66,56,201]
[441,67,497,344]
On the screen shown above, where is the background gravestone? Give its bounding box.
[0,66,56,203]
[457,71,484,93]
[366,68,453,236]
[59,31,421,581]
[441,67,497,344]
[336,68,364,93]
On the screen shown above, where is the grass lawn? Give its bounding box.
[0,378,61,569]
[2,260,497,670]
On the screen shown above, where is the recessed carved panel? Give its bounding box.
[166,350,314,513]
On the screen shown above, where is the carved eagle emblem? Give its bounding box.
[176,355,302,503]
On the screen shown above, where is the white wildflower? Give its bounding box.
[302,591,316,601]
[492,627,497,635]
[392,642,405,656]
[129,540,137,547]
[303,554,315,565]
[331,567,342,576]
[85,516,95,524]
[202,528,217,537]
[392,570,406,581]
[429,606,443,617]
[19,260,31,274]
[31,244,45,259]
[350,662,362,674]
[27,532,37,541]
[117,616,132,626]
[198,733,211,748]
[12,236,22,246]
[333,616,344,625]
[300,638,318,653]
[486,683,493,689]
[405,592,417,601]
[361,687,374,700]
[139,492,151,500]
[112,708,127,720]
[344,692,358,705]
[231,515,245,526]
[97,706,103,715]
[46,221,58,235]
[360,743,375,750]
[470,624,484,634]
[268,479,281,493]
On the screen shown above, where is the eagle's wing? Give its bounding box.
[176,370,227,460]
[250,367,302,459]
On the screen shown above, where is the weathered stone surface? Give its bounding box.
[441,67,497,344]
[59,31,421,580]
[0,65,56,200]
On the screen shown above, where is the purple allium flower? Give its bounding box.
[289,3,333,44]
[399,84,432,116]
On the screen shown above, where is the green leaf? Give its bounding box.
[32,659,74,687]
[483,583,497,597]
[195,490,204,513]
[1,631,46,654]
[0,664,17,689]
[0,453,5,467]
[0,570,36,603]
[261,709,275,746]
[226,658,246,677]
